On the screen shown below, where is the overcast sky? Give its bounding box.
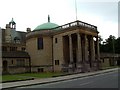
[0,0,119,40]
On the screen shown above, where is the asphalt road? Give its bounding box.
[17,70,118,89]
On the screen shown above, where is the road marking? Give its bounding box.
[79,81,93,86]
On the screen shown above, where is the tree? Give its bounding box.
[105,35,116,53]
[99,35,120,54]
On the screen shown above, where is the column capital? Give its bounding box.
[77,32,80,35]
[77,33,82,37]
[84,34,87,37]
[68,34,72,37]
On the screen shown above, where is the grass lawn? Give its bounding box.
[19,72,63,78]
[2,72,63,82]
[2,66,119,82]
[2,75,32,82]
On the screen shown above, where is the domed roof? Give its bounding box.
[34,22,59,31]
[34,15,59,31]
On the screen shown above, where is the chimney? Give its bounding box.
[6,24,10,28]
[26,28,31,33]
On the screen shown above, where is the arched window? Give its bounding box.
[14,37,20,43]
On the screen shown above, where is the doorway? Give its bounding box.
[3,60,8,73]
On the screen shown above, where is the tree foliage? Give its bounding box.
[99,35,120,54]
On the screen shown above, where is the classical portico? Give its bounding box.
[53,20,100,72]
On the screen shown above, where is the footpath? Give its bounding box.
[2,68,118,89]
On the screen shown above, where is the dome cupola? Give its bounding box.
[34,15,59,31]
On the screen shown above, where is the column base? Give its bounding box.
[68,64,74,73]
[76,64,83,72]
[92,62,99,71]
[84,63,91,72]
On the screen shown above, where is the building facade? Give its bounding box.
[1,18,30,74]
[100,53,120,69]
[2,17,101,74]
[26,16,101,73]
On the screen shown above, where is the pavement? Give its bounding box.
[1,68,119,89]
[19,70,118,88]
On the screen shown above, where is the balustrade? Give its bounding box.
[52,20,97,31]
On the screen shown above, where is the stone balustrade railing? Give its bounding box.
[52,20,97,31]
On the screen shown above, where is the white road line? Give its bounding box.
[79,81,93,86]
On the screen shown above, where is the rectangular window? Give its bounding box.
[21,47,26,51]
[10,47,17,51]
[2,46,7,51]
[55,60,59,65]
[11,60,14,64]
[17,59,25,66]
[37,37,43,50]
[103,59,104,63]
[55,38,57,43]
[38,68,44,72]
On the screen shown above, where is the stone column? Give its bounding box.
[69,34,73,72]
[77,33,82,72]
[90,36,95,70]
[84,35,88,61]
[84,35,90,71]
[96,36,100,70]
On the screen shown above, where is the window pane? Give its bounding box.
[55,60,59,65]
[2,46,7,51]
[37,37,43,50]
[21,47,25,51]
[17,59,25,66]
[55,38,57,43]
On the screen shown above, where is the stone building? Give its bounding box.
[100,53,120,68]
[1,16,101,74]
[1,18,30,74]
[26,16,101,73]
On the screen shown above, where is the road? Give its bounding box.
[17,70,118,89]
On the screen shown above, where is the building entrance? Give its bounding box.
[3,60,8,74]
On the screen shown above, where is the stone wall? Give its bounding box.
[26,36,53,72]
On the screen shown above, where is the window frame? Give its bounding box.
[55,38,57,43]
[16,59,25,67]
[37,37,44,50]
[55,60,59,65]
